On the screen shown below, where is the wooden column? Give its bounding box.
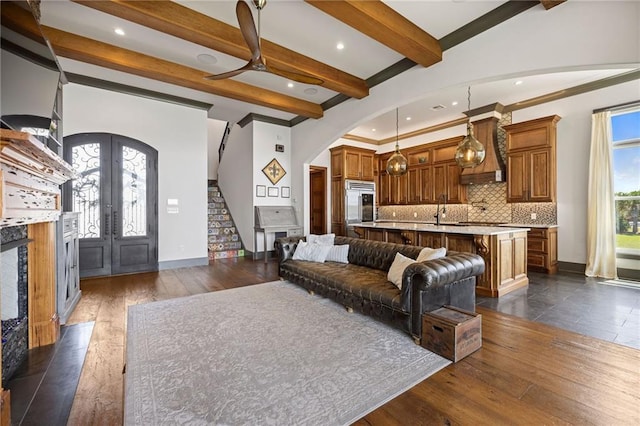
[27,221,60,348]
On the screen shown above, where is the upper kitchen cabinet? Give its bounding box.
[504,115,561,203]
[377,136,466,206]
[330,145,376,181]
[430,136,466,204]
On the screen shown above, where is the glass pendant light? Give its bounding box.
[455,86,486,168]
[386,108,408,176]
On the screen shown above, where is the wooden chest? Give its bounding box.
[421,306,482,362]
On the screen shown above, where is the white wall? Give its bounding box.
[217,122,253,253]
[63,83,209,264]
[207,118,228,180]
[218,121,292,254]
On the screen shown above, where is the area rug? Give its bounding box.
[125,280,450,425]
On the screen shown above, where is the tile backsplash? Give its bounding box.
[378,204,467,223]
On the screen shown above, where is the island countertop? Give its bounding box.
[352,221,530,235]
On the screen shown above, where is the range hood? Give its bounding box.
[460,116,505,185]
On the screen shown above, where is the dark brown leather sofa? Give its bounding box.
[274,236,485,344]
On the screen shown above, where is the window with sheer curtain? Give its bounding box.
[612,109,640,264]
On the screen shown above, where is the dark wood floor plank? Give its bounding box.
[63,260,640,425]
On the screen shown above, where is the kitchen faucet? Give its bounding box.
[434,193,447,225]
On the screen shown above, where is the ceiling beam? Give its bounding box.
[540,1,567,10]
[71,0,369,99]
[305,0,442,68]
[1,2,323,119]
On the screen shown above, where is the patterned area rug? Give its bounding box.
[125,280,450,425]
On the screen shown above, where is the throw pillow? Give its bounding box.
[325,244,349,263]
[387,252,416,289]
[307,233,335,245]
[416,247,447,262]
[292,241,332,263]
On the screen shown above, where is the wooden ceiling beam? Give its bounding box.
[540,1,567,10]
[305,0,442,68]
[1,2,323,119]
[71,0,369,99]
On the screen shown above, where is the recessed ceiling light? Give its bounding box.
[304,88,317,95]
[336,42,345,50]
[452,101,458,106]
[372,128,376,132]
[405,116,411,121]
[114,28,125,36]
[197,53,218,64]
[287,82,294,88]
[515,80,523,85]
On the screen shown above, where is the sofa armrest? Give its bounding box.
[400,253,485,341]
[274,236,305,264]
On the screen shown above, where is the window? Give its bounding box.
[611,108,640,257]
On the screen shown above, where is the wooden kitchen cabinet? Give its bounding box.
[504,115,560,203]
[331,145,376,181]
[433,162,466,204]
[377,136,465,206]
[527,226,558,274]
[330,145,376,236]
[446,233,475,253]
[417,231,445,249]
[330,178,344,236]
[378,170,391,205]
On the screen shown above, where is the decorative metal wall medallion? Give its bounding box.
[262,158,286,185]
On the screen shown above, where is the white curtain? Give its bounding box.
[585,111,618,279]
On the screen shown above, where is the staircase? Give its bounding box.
[207,181,244,260]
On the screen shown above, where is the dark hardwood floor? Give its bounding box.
[20,258,640,425]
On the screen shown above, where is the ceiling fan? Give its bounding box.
[204,0,324,85]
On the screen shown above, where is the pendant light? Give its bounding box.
[386,108,408,176]
[455,86,486,168]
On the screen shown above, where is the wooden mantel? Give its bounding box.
[1,128,75,419]
[1,129,74,227]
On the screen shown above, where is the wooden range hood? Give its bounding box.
[460,116,505,185]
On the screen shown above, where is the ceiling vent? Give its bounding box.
[430,104,446,111]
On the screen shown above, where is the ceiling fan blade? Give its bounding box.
[204,61,254,80]
[267,65,324,85]
[236,0,261,61]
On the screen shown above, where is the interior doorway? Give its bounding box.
[64,133,158,278]
[309,166,327,235]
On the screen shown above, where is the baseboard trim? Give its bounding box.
[557,261,585,275]
[245,250,277,261]
[557,261,639,281]
[618,267,640,281]
[159,257,209,270]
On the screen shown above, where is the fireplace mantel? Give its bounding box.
[1,128,75,416]
[1,129,75,227]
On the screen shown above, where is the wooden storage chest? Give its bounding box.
[421,306,482,362]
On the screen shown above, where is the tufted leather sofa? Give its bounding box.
[274,236,485,344]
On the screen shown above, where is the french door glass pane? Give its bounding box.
[71,143,101,239]
[122,146,147,237]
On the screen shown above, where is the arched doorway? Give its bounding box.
[64,133,158,277]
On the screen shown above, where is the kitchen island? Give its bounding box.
[352,222,530,297]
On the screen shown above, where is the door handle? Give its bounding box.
[105,213,110,236]
[113,211,118,236]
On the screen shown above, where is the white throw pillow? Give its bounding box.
[307,233,335,245]
[292,241,332,263]
[416,247,447,262]
[325,244,349,263]
[387,252,416,289]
